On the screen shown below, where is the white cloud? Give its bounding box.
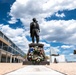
[0,24,30,53]
[40,41,50,48]
[51,46,60,55]
[8,17,18,24]
[45,48,50,55]
[40,20,76,45]
[1,25,24,37]
[55,13,65,17]
[62,50,70,54]
[39,43,60,56]
[61,45,74,49]
[1,0,76,55]
[8,0,76,45]
[0,24,52,54]
[9,0,76,25]
[52,40,57,43]
[0,24,3,30]
[69,53,73,55]
[39,41,51,55]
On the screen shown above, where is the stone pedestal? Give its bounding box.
[29,43,44,48]
[23,60,50,65]
[23,43,49,65]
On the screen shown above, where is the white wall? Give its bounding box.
[51,55,66,63]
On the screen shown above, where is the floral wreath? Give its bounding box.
[27,46,45,64]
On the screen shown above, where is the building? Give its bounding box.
[51,55,66,63]
[0,31,25,63]
[50,48,66,63]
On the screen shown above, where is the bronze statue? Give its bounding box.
[30,18,40,43]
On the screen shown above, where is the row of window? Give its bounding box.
[0,42,24,57]
[0,31,25,57]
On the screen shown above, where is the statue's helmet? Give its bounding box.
[32,18,38,22]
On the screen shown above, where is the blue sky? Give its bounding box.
[0,0,76,61]
[45,9,76,20]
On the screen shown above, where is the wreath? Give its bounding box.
[27,46,45,64]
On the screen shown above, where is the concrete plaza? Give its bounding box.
[0,63,76,75]
[5,65,64,75]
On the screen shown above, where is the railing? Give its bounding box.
[0,46,12,53]
[0,46,24,57]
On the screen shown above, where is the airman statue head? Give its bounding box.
[32,18,38,22]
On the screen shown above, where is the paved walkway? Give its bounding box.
[5,66,65,75]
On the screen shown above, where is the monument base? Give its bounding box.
[29,43,44,48]
[23,60,50,65]
[23,43,50,65]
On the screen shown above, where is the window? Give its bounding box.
[0,31,3,37]
[0,41,2,48]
